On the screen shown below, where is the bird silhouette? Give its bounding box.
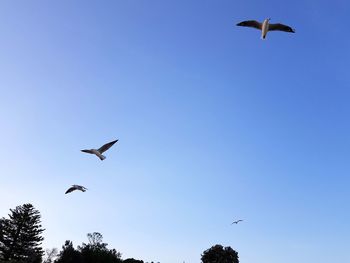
[65,185,88,194]
[237,18,295,39]
[81,139,118,160]
[231,219,243,224]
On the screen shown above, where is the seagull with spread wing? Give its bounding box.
[81,139,118,160]
[65,184,88,194]
[231,219,243,225]
[237,18,295,39]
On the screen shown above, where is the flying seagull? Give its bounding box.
[236,18,295,39]
[65,185,87,194]
[231,219,243,225]
[81,139,118,160]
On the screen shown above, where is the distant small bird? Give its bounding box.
[81,139,118,160]
[231,219,243,224]
[65,185,88,194]
[237,18,295,39]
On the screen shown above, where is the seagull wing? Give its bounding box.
[79,185,87,191]
[65,186,76,194]
[236,20,262,30]
[268,23,295,33]
[73,185,85,191]
[98,139,118,153]
[81,149,94,154]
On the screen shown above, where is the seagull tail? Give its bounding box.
[99,154,106,161]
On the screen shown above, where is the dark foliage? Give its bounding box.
[0,204,45,263]
[55,241,82,263]
[55,232,122,263]
[79,232,122,263]
[124,258,144,263]
[201,244,239,263]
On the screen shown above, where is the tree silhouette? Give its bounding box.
[85,232,106,249]
[55,233,122,263]
[43,248,58,263]
[124,258,144,263]
[78,232,122,263]
[55,240,82,263]
[201,244,239,263]
[0,203,45,263]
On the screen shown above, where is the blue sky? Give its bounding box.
[1,0,350,262]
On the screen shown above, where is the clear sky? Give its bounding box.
[1,0,350,262]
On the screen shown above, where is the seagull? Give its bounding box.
[65,185,87,194]
[231,219,243,225]
[236,18,295,39]
[81,139,118,161]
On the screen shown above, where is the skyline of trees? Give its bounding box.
[0,203,239,263]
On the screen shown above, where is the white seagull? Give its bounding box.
[65,185,87,194]
[81,139,118,161]
[237,18,295,39]
[231,219,243,225]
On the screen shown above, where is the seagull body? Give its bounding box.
[231,219,243,224]
[65,184,87,194]
[81,139,118,161]
[237,18,295,39]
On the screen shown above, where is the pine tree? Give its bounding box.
[0,203,45,263]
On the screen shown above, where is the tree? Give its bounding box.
[43,248,58,263]
[55,233,122,263]
[0,203,45,263]
[201,244,239,263]
[124,258,144,263]
[78,232,122,263]
[55,241,82,263]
